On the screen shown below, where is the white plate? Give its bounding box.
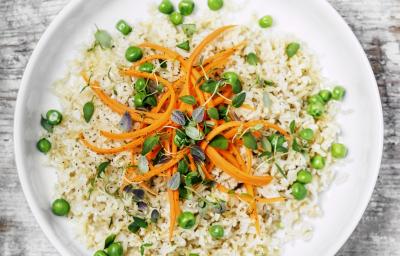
[14,0,383,255]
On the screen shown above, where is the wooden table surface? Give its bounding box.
[0,0,399,255]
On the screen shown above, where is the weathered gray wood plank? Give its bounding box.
[0,0,399,255]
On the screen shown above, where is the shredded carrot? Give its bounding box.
[76,27,293,241]
[217,149,241,168]
[79,133,144,154]
[182,25,236,98]
[205,146,272,186]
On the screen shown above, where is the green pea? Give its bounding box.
[208,0,223,11]
[306,102,325,118]
[105,242,123,256]
[138,62,155,73]
[115,20,132,35]
[222,71,242,94]
[134,92,146,107]
[332,86,346,100]
[37,138,51,153]
[319,89,332,103]
[310,155,325,170]
[177,211,196,229]
[208,224,224,239]
[169,12,183,25]
[286,42,300,58]
[246,52,259,65]
[158,0,174,14]
[83,101,95,123]
[93,250,108,256]
[307,94,325,105]
[125,46,143,62]
[46,109,63,125]
[207,107,220,120]
[331,143,347,158]
[299,128,314,141]
[291,182,307,200]
[144,95,157,107]
[179,0,195,16]
[259,15,273,28]
[51,198,70,216]
[296,170,312,184]
[134,78,147,92]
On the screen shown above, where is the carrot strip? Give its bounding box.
[201,120,289,150]
[128,149,189,182]
[130,54,175,68]
[167,189,175,241]
[217,149,241,168]
[182,25,236,98]
[257,197,286,203]
[245,148,260,235]
[205,146,272,186]
[79,133,144,154]
[139,42,188,69]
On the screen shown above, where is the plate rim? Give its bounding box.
[13,0,384,255]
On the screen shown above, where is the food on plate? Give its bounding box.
[37,1,347,255]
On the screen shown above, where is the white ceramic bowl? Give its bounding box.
[14,0,383,255]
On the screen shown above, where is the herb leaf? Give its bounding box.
[182,24,196,37]
[179,95,197,105]
[140,243,153,256]
[185,126,204,141]
[171,110,186,126]
[190,145,206,162]
[207,107,219,120]
[119,111,132,132]
[141,135,160,155]
[83,101,95,123]
[268,134,288,153]
[192,106,205,123]
[176,40,190,51]
[94,29,112,49]
[97,161,111,178]
[232,92,246,108]
[209,135,229,150]
[246,52,259,65]
[289,120,296,134]
[292,138,304,153]
[275,163,287,178]
[104,234,116,249]
[40,115,54,133]
[178,159,189,175]
[242,132,257,150]
[174,129,190,148]
[200,79,219,93]
[128,217,148,233]
[167,172,181,190]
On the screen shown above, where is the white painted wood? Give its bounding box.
[0,0,398,255]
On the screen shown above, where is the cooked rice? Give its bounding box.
[44,9,342,256]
